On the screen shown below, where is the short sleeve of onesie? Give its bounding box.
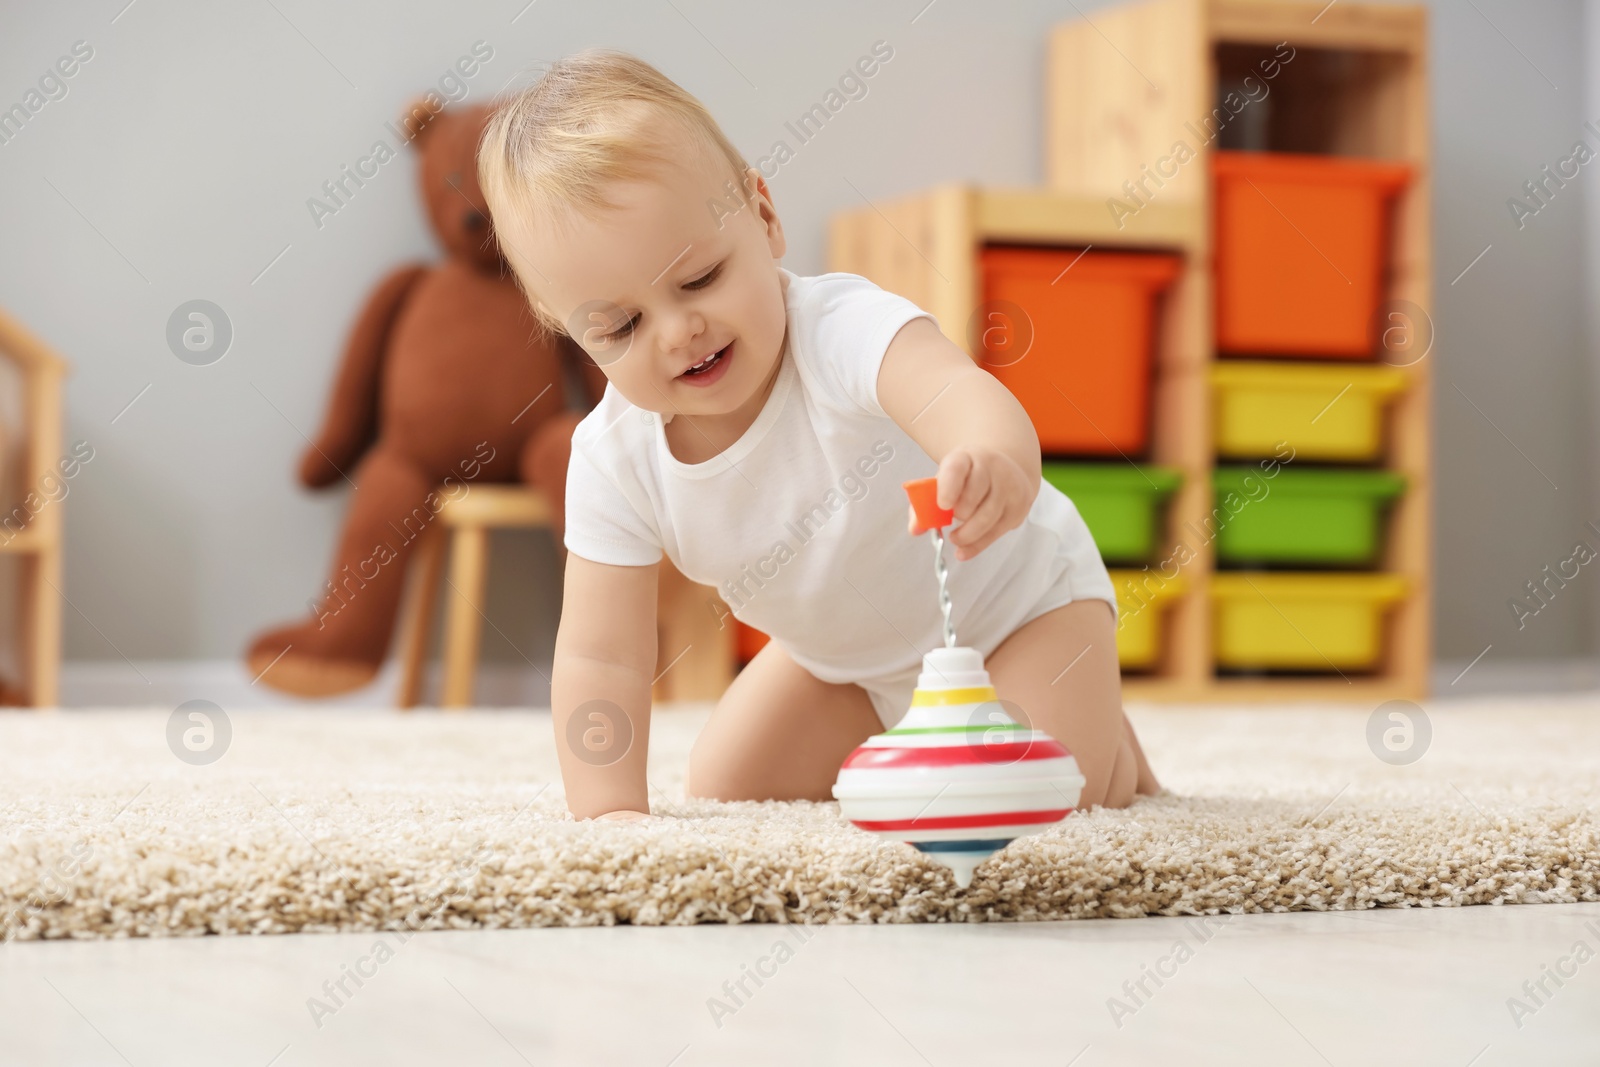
[562,423,664,566]
[794,273,939,418]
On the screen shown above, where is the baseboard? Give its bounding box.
[57,658,554,710]
[51,655,1600,710]
[1430,655,1600,695]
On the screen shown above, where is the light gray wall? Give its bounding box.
[0,0,1591,680]
[1430,0,1595,669]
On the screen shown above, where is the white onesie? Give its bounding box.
[563,268,1119,727]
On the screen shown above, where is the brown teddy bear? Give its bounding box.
[245,100,606,697]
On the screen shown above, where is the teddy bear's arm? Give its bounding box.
[297,263,429,489]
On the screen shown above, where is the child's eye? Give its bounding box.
[684,264,723,290]
[600,265,719,342]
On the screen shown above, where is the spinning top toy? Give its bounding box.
[831,477,1085,888]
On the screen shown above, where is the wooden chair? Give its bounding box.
[0,307,70,708]
[394,484,735,708]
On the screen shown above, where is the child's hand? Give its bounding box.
[907,446,1033,561]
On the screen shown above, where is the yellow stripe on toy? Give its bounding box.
[910,686,998,706]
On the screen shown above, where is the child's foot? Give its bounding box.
[245,623,381,697]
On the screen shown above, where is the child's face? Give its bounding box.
[504,139,789,421]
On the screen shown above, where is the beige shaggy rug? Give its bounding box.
[3,696,1598,939]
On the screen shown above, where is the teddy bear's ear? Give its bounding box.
[396,95,446,147]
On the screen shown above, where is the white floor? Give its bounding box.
[3,903,1597,1065]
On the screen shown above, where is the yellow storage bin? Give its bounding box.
[1211,362,1408,461]
[1210,573,1407,670]
[1110,570,1187,669]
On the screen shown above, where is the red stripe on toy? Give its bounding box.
[851,808,1071,832]
[841,741,1066,769]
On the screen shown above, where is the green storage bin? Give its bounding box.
[1212,467,1405,565]
[1041,463,1182,563]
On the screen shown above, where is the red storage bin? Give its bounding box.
[1212,151,1413,358]
[978,246,1181,455]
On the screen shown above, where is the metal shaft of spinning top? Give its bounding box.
[903,476,959,648]
[928,525,956,648]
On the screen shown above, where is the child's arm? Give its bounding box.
[876,316,1041,560]
[551,552,660,819]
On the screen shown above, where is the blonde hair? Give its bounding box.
[478,49,751,339]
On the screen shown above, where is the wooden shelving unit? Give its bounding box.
[828,0,1430,702]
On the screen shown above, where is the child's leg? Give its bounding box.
[985,598,1157,810]
[685,637,883,803]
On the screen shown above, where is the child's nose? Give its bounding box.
[659,309,706,356]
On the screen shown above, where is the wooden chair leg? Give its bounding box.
[676,583,735,702]
[17,547,60,709]
[395,525,445,709]
[441,525,490,709]
[16,552,37,707]
[651,563,683,705]
[653,562,734,705]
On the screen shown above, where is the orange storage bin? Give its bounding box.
[1212,151,1412,358]
[978,247,1182,455]
[735,620,769,663]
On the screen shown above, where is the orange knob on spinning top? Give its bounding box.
[904,476,954,535]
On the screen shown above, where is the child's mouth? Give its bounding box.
[678,342,732,386]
